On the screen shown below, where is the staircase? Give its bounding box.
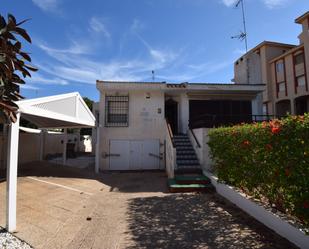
[168,134,214,193]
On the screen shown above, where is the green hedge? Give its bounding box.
[208,115,309,230]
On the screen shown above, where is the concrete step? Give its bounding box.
[175,167,202,175]
[177,160,200,165]
[174,175,211,185]
[176,154,198,160]
[174,141,192,146]
[168,179,214,193]
[176,146,194,150]
[177,150,196,155]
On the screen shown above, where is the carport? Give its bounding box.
[5,92,96,232]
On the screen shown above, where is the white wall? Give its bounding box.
[190,128,214,172]
[79,135,92,153]
[98,90,166,170]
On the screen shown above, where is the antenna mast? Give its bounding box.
[231,0,248,52]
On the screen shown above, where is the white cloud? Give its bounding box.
[130,19,145,33]
[28,74,69,85]
[222,0,238,7]
[221,0,292,8]
[89,17,111,38]
[37,41,90,55]
[20,84,40,90]
[262,0,289,8]
[32,0,60,12]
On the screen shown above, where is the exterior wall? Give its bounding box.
[97,90,166,170]
[79,135,92,153]
[190,128,214,171]
[234,52,262,85]
[271,45,309,115]
[18,133,41,163]
[233,39,303,116]
[0,131,83,169]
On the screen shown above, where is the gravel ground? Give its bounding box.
[0,229,33,249]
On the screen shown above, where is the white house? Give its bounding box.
[94,81,264,177]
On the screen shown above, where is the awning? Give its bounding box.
[5,92,96,232]
[17,92,95,128]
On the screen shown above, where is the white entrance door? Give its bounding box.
[109,140,130,170]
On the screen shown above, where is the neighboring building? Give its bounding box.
[270,11,309,116]
[95,81,264,173]
[234,11,309,116]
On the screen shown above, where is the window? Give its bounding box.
[297,75,306,87]
[105,96,129,127]
[294,53,304,65]
[278,82,286,92]
[276,61,284,73]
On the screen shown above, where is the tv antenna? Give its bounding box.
[231,0,248,52]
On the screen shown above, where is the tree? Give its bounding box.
[83,97,93,111]
[81,97,94,135]
[0,14,37,123]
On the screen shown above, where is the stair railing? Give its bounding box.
[189,128,201,148]
[165,119,176,179]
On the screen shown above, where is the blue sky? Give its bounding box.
[1,0,308,101]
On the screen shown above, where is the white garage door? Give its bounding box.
[109,140,160,170]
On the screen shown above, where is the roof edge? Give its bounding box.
[295,11,309,24]
[234,41,296,62]
[269,44,304,63]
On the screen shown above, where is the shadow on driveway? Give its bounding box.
[126,193,298,249]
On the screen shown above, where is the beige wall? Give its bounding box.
[0,131,84,169]
[97,90,166,170]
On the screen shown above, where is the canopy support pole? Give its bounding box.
[6,113,20,232]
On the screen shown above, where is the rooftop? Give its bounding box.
[295,11,309,24]
[234,41,296,62]
[96,80,264,86]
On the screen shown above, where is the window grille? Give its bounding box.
[105,96,129,127]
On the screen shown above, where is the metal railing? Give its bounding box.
[189,114,278,129]
[189,128,201,148]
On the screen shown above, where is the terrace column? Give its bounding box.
[6,113,20,232]
[62,128,67,165]
[179,94,189,134]
[252,93,263,120]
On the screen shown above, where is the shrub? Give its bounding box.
[208,115,309,230]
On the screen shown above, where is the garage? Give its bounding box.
[109,139,160,170]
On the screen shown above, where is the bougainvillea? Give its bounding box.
[208,115,309,230]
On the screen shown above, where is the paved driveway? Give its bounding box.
[0,162,297,249]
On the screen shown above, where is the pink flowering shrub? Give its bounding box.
[208,115,309,229]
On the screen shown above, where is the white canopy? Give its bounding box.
[17,92,95,128]
[5,92,96,232]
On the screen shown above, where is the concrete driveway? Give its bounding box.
[0,162,297,249]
